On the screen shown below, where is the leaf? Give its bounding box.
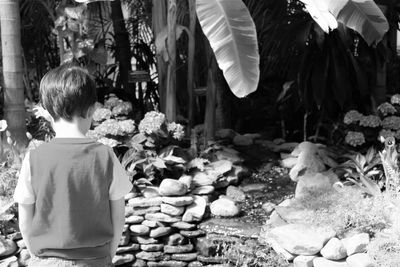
[359,175,382,196]
[196,0,260,98]
[152,157,167,169]
[299,0,338,33]
[131,133,147,145]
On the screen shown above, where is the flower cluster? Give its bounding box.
[344,110,363,125]
[391,94,400,105]
[345,131,365,147]
[381,116,400,130]
[118,119,136,134]
[138,111,166,134]
[359,115,381,128]
[94,119,136,136]
[92,108,112,122]
[112,101,132,116]
[377,102,396,116]
[167,122,185,140]
[98,137,119,148]
[104,94,120,109]
[379,129,395,140]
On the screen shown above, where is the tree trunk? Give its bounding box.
[152,0,167,112]
[165,0,177,121]
[187,0,196,127]
[0,0,27,148]
[111,0,133,99]
[204,42,217,142]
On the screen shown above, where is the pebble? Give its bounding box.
[162,196,194,206]
[346,253,376,267]
[16,239,26,249]
[142,219,158,228]
[179,175,194,191]
[116,243,140,254]
[135,251,164,261]
[210,198,240,217]
[182,196,206,222]
[167,233,187,246]
[180,230,206,238]
[171,222,197,230]
[161,203,185,216]
[142,186,160,198]
[164,244,194,254]
[145,213,181,223]
[293,255,316,267]
[130,225,150,236]
[188,261,203,267]
[342,233,369,256]
[240,183,267,193]
[118,232,130,246]
[159,179,188,196]
[150,227,173,238]
[321,238,347,260]
[128,197,162,207]
[141,244,164,252]
[192,172,215,187]
[112,254,135,266]
[192,185,215,195]
[171,253,198,262]
[226,186,246,202]
[18,249,31,266]
[132,259,147,267]
[126,215,145,224]
[131,236,159,244]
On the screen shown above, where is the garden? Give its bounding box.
[1,0,400,266]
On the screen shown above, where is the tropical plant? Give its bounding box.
[337,147,383,196]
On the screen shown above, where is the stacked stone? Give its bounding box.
[119,178,210,267]
[263,223,376,267]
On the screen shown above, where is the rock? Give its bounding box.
[265,236,296,261]
[313,257,348,267]
[141,244,164,252]
[16,239,26,249]
[182,196,206,222]
[159,179,188,196]
[233,134,254,146]
[200,219,261,239]
[9,233,21,242]
[240,183,267,193]
[342,233,369,256]
[125,192,139,200]
[118,231,130,246]
[289,142,326,181]
[279,198,293,207]
[180,230,206,238]
[142,186,160,198]
[321,238,347,260]
[216,129,237,140]
[192,186,215,195]
[209,160,233,176]
[193,172,215,186]
[145,213,181,223]
[128,197,162,207]
[135,251,164,261]
[164,244,194,254]
[0,256,18,267]
[179,175,194,191]
[281,157,298,169]
[142,219,158,228]
[215,150,243,164]
[131,236,159,244]
[0,236,17,257]
[295,172,337,199]
[113,254,135,266]
[150,227,173,238]
[197,255,225,264]
[161,203,185,216]
[210,198,240,217]
[128,206,161,216]
[147,260,188,267]
[167,233,187,246]
[274,206,315,224]
[130,225,150,236]
[132,259,147,267]
[171,253,198,262]
[116,243,140,254]
[262,202,276,213]
[346,253,376,267]
[226,186,246,202]
[293,255,317,267]
[17,249,31,266]
[162,196,194,206]
[126,215,145,224]
[188,261,203,267]
[171,221,197,230]
[267,224,336,255]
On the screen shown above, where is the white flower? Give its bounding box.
[343,110,363,125]
[0,120,7,132]
[112,102,132,116]
[359,115,381,128]
[33,105,54,124]
[377,102,397,116]
[391,94,400,105]
[104,95,121,109]
[167,122,185,140]
[97,137,119,147]
[379,129,395,140]
[345,131,365,147]
[86,129,102,139]
[94,119,120,136]
[381,116,400,130]
[118,120,136,135]
[138,111,166,134]
[92,108,112,122]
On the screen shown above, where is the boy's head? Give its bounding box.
[39,63,97,122]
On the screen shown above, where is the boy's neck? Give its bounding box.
[53,118,89,138]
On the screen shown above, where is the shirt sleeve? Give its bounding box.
[13,152,35,204]
[109,150,133,201]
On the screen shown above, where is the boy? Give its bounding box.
[13,64,132,267]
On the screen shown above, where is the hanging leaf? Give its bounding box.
[196,0,260,98]
[300,0,389,46]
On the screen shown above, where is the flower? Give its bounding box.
[381,116,400,130]
[112,101,132,116]
[379,129,395,140]
[138,111,166,134]
[359,115,381,128]
[104,94,121,109]
[94,119,120,136]
[118,120,136,135]
[377,102,396,116]
[167,122,185,140]
[345,131,365,147]
[86,129,102,139]
[343,110,363,125]
[0,120,7,132]
[391,94,400,105]
[97,137,119,147]
[92,108,112,122]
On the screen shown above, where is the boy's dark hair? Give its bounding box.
[39,63,97,121]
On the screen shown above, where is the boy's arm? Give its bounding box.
[109,198,125,258]
[18,203,35,254]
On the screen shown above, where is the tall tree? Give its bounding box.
[0,0,27,146]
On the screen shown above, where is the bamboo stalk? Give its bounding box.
[187,0,196,127]
[166,0,177,121]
